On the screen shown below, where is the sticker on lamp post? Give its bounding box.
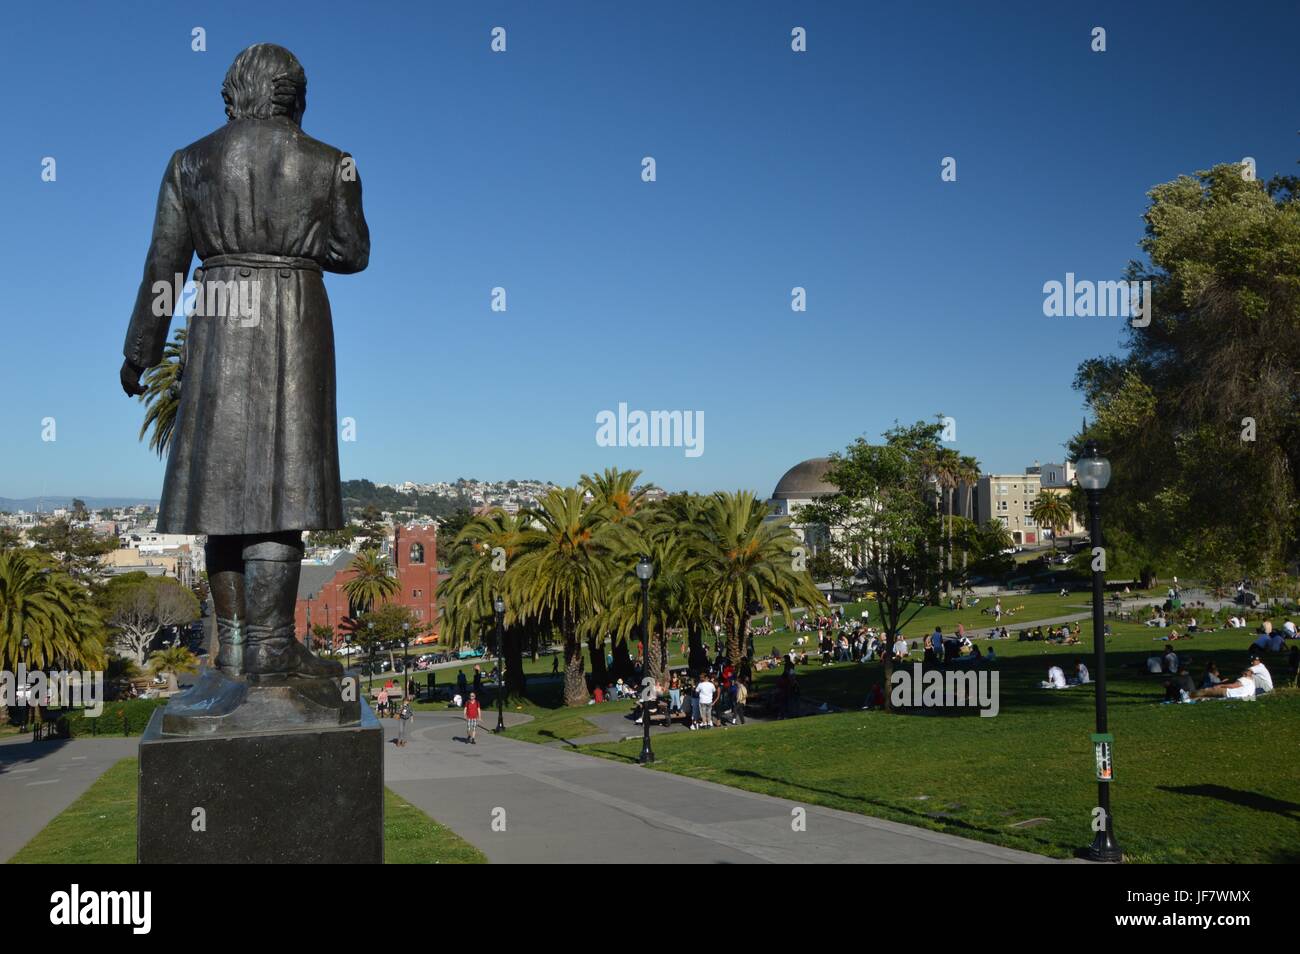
[1092,733,1114,781]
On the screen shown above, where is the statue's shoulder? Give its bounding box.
[292,128,352,163]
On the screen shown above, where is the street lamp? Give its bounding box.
[19,635,31,732]
[401,622,410,701]
[493,596,506,733]
[1078,440,1121,862]
[367,621,375,693]
[635,555,655,765]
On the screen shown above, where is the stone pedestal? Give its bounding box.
[137,702,383,864]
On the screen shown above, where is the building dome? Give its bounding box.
[772,457,837,500]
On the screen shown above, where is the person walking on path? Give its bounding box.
[465,692,481,744]
[397,700,413,746]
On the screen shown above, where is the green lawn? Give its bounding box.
[9,758,486,864]
[511,620,1300,863]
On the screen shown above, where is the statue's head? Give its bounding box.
[222,44,307,124]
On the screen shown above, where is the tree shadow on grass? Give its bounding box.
[1157,784,1300,821]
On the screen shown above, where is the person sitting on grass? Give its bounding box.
[1194,668,1256,700]
[985,645,998,664]
[1201,661,1222,689]
[1247,653,1275,694]
[1072,659,1090,685]
[1162,646,1179,674]
[1043,664,1067,689]
[1164,664,1196,702]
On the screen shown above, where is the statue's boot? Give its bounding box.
[242,535,343,680]
[205,535,247,677]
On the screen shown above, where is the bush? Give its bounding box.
[59,698,167,737]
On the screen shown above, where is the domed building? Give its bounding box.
[769,456,837,553]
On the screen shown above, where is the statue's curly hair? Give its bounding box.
[221,44,306,122]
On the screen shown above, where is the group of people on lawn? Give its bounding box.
[1158,650,1283,702]
[629,659,761,729]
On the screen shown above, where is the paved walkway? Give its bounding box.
[0,734,138,862]
[382,711,1058,864]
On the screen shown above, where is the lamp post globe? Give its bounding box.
[1081,440,1121,862]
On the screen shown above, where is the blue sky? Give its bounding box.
[2,0,1296,501]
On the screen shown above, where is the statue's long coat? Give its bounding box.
[123,116,369,535]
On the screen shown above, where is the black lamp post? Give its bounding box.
[366,621,375,692]
[344,630,353,688]
[401,621,410,700]
[1079,440,1122,862]
[636,555,655,765]
[20,635,32,732]
[493,596,506,733]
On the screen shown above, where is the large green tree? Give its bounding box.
[1074,163,1300,582]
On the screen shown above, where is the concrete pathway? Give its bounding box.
[0,734,138,862]
[382,711,1058,864]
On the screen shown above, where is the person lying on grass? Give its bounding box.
[1193,669,1256,700]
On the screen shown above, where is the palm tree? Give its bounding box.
[511,487,622,706]
[1031,492,1074,553]
[0,550,105,725]
[693,490,826,663]
[138,328,186,456]
[580,467,650,523]
[603,517,702,687]
[929,446,963,598]
[439,509,532,700]
[956,454,981,588]
[147,645,199,694]
[342,549,399,617]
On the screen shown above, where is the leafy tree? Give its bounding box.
[147,645,199,693]
[1074,162,1300,581]
[799,421,947,709]
[105,573,200,664]
[26,518,117,589]
[311,623,335,653]
[0,550,106,724]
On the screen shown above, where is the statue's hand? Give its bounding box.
[120,359,147,397]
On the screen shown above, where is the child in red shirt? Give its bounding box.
[465,692,481,744]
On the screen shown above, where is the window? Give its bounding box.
[412,589,422,598]
[1024,516,1035,526]
[997,500,1008,512]
[409,542,425,564]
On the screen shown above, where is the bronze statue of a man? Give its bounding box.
[120,44,369,697]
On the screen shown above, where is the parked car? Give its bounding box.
[456,645,486,659]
